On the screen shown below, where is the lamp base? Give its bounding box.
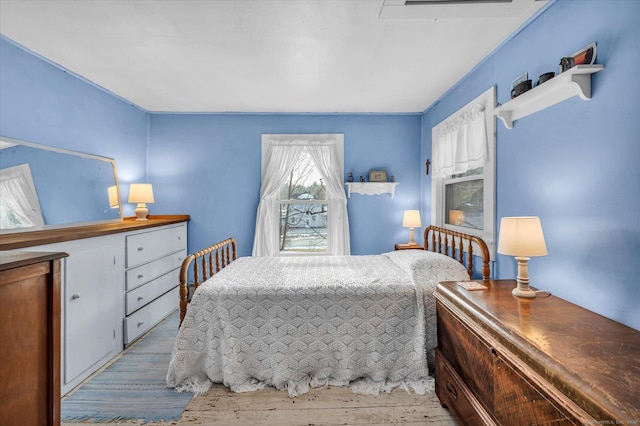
[134,203,149,221]
[512,256,536,298]
[512,285,537,298]
[407,227,416,245]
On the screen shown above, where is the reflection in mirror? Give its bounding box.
[0,136,123,231]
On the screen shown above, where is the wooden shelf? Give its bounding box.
[495,64,604,129]
[345,182,398,198]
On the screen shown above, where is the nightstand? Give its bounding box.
[434,279,640,425]
[394,243,423,250]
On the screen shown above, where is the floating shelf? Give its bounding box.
[495,64,604,129]
[345,182,398,198]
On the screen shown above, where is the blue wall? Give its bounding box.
[0,35,148,217]
[422,0,640,331]
[147,113,423,257]
[2,0,639,331]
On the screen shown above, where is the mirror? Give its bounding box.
[0,136,123,231]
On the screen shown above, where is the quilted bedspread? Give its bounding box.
[166,250,470,397]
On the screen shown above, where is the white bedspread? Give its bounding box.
[166,250,469,397]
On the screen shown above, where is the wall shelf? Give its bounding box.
[495,64,604,129]
[345,182,398,198]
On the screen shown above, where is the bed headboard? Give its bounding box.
[179,237,236,326]
[424,225,491,280]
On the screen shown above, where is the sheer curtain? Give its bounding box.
[253,137,350,257]
[433,105,487,177]
[0,163,44,229]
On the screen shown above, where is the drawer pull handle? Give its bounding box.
[137,321,144,327]
[137,274,144,279]
[490,347,497,356]
[71,293,80,300]
[137,296,144,301]
[445,381,457,398]
[138,247,144,251]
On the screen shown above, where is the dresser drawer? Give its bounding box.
[126,224,186,268]
[126,250,185,291]
[125,268,180,315]
[124,287,178,345]
[436,349,496,426]
[437,301,494,408]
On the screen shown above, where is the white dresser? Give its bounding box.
[124,223,186,345]
[1,216,189,396]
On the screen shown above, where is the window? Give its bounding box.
[431,87,496,256]
[279,152,328,253]
[253,134,349,256]
[0,163,44,230]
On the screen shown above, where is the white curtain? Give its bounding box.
[0,164,44,228]
[253,138,350,257]
[434,105,487,177]
[306,143,350,255]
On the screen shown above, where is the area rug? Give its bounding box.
[61,310,193,423]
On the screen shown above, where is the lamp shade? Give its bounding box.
[107,185,119,208]
[402,210,421,228]
[128,183,155,204]
[449,210,464,226]
[497,216,547,257]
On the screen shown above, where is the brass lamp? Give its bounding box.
[497,216,548,298]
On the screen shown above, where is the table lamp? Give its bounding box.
[497,216,547,298]
[128,183,155,221]
[402,210,421,245]
[107,185,119,209]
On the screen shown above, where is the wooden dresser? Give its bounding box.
[0,250,68,426]
[434,279,640,425]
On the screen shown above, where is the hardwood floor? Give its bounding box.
[63,383,456,425]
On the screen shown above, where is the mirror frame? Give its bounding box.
[0,136,124,232]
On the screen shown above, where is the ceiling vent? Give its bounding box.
[379,0,547,19]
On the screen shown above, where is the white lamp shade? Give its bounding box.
[107,185,119,208]
[497,216,548,257]
[449,210,464,225]
[402,210,422,228]
[128,183,155,204]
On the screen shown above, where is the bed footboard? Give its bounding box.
[179,237,236,326]
[424,225,491,280]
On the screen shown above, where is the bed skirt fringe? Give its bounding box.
[171,375,435,399]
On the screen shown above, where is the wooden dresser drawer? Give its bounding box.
[124,287,178,344]
[493,354,574,425]
[125,268,180,315]
[437,301,494,409]
[126,224,186,268]
[125,250,185,291]
[436,349,496,426]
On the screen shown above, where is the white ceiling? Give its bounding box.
[0,0,548,113]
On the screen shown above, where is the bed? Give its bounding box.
[167,226,490,397]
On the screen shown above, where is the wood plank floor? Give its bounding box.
[63,383,457,425]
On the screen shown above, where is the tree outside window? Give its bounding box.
[279,152,328,253]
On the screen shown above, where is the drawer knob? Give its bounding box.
[137,274,144,279]
[137,321,144,327]
[445,381,458,398]
[137,296,144,301]
[490,347,497,356]
[71,293,80,300]
[137,247,144,251]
